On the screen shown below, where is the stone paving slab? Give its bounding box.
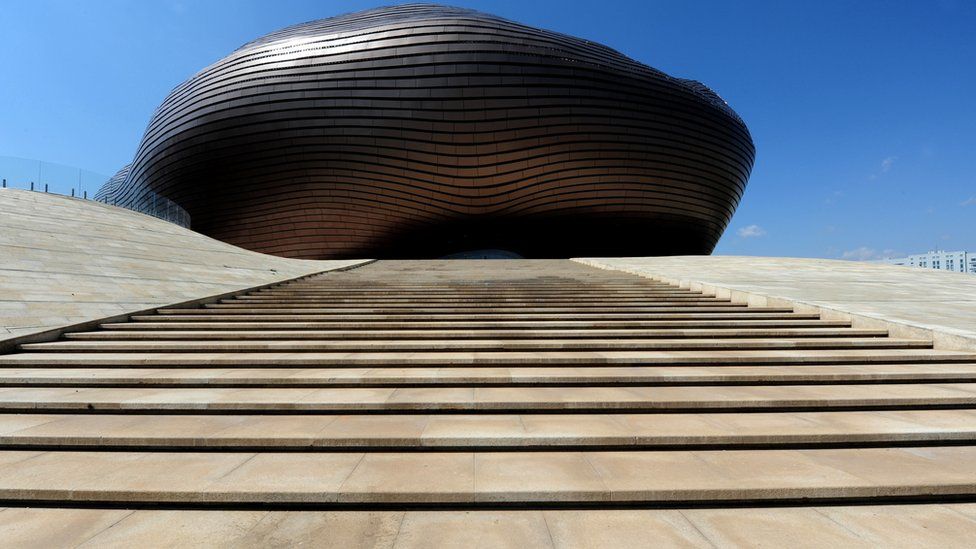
[4,362,976,386]
[0,447,975,504]
[20,336,931,352]
[0,410,974,448]
[1,384,976,411]
[3,505,975,547]
[103,318,847,330]
[160,305,783,313]
[2,348,972,366]
[197,302,742,310]
[65,327,889,339]
[229,294,714,301]
[137,312,813,321]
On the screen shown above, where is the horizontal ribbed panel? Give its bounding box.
[98,4,755,258]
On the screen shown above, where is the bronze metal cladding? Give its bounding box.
[97,4,756,259]
[94,164,130,204]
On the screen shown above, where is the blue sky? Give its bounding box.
[1,0,973,258]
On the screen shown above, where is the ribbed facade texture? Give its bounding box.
[93,164,130,204]
[96,4,755,259]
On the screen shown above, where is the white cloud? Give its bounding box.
[737,224,766,238]
[868,156,898,180]
[841,247,882,261]
[841,247,901,261]
[962,197,976,206]
[880,156,897,172]
[824,190,844,205]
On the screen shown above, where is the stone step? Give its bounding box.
[265,288,681,295]
[66,328,888,340]
[249,284,702,296]
[219,296,730,307]
[2,349,971,367]
[131,312,823,322]
[226,299,734,305]
[9,261,976,528]
[202,302,741,310]
[106,318,846,330]
[6,256,974,522]
[277,295,703,300]
[20,337,931,353]
[250,284,702,296]
[268,283,676,288]
[0,409,974,449]
[3,363,976,387]
[6,505,976,546]
[160,306,767,314]
[1,383,976,412]
[252,288,691,294]
[0,446,974,504]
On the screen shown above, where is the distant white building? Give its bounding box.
[879,250,976,274]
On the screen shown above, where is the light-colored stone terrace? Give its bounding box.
[0,189,367,341]
[577,255,976,350]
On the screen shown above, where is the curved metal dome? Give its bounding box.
[93,164,130,204]
[98,3,755,258]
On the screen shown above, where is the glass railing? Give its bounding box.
[0,155,191,227]
[98,190,191,227]
[0,155,108,198]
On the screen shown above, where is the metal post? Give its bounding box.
[30,181,34,191]
[2,179,5,188]
[71,188,75,197]
[44,184,48,193]
[83,191,87,199]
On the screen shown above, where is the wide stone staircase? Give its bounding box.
[1,259,976,542]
